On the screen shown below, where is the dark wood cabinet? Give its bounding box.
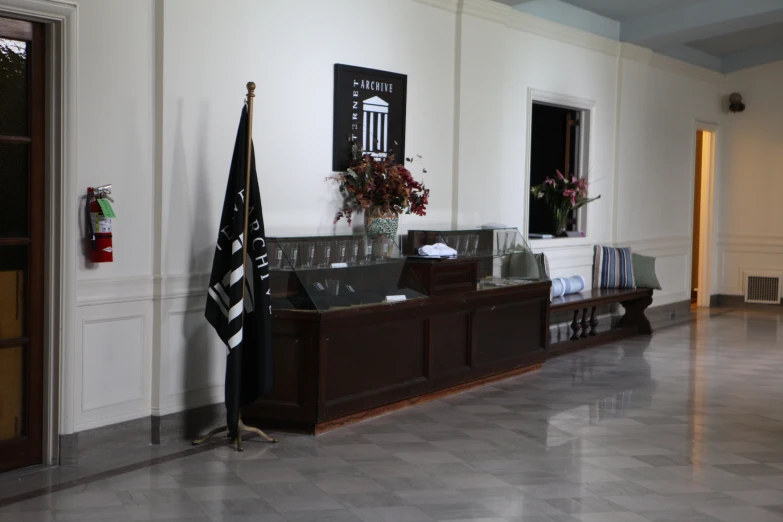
[405,257,479,296]
[244,279,551,434]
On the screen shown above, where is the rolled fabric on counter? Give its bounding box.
[551,275,586,298]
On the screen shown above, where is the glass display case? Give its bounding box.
[268,233,426,312]
[404,226,549,290]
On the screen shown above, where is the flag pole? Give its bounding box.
[192,82,279,450]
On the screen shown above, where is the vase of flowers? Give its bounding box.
[329,142,429,239]
[531,170,600,237]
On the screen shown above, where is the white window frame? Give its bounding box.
[524,88,595,244]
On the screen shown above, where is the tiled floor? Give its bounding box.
[4,309,783,521]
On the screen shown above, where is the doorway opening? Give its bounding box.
[691,126,716,309]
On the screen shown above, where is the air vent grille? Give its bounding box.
[745,275,780,304]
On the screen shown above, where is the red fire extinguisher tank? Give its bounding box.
[87,188,113,263]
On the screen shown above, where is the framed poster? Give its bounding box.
[332,64,407,171]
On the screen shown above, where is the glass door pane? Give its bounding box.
[0,245,27,340]
[0,37,28,136]
[0,346,24,441]
[0,144,29,237]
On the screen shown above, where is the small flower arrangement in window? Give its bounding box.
[531,170,600,237]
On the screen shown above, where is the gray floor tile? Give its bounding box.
[417,502,502,520]
[714,464,783,477]
[123,501,206,521]
[395,489,467,505]
[518,482,596,500]
[543,497,625,515]
[330,492,408,509]
[350,506,434,522]
[183,485,259,502]
[696,505,783,522]
[725,489,783,506]
[7,311,783,522]
[311,475,387,495]
[116,488,193,505]
[282,510,364,522]
[196,498,277,517]
[478,494,569,517]
[641,510,722,522]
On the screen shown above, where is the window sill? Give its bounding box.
[528,236,593,251]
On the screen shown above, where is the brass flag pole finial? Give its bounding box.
[247,81,256,97]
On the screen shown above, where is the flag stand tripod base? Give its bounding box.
[192,416,279,451]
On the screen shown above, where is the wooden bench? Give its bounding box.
[548,288,654,356]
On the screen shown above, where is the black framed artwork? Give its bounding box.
[332,64,407,171]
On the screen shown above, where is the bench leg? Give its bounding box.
[571,310,580,340]
[619,295,654,335]
[580,308,589,338]
[589,306,597,336]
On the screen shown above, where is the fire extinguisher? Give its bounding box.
[86,184,115,263]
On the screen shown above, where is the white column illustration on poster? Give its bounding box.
[362,96,389,158]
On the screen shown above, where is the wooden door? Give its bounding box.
[0,17,45,472]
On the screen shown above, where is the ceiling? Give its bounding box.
[492,0,783,73]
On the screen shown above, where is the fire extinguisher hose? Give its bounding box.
[86,189,96,250]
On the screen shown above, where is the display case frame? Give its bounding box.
[404,226,548,296]
[267,233,427,313]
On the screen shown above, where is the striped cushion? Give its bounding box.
[592,246,635,289]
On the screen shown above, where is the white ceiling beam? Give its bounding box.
[621,0,783,49]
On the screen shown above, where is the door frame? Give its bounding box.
[0,0,78,467]
[692,121,718,308]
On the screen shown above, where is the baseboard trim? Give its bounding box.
[715,294,783,308]
[647,299,692,330]
[59,403,225,466]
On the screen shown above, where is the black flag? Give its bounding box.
[205,105,274,440]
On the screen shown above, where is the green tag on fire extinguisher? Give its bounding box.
[97,198,116,218]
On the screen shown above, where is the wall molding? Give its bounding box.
[618,235,692,255]
[717,235,783,294]
[416,0,725,87]
[81,314,145,412]
[719,234,783,251]
[75,305,151,432]
[410,0,458,14]
[459,0,621,58]
[77,276,155,305]
[649,51,724,86]
[77,273,211,305]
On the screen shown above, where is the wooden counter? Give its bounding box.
[243,278,551,434]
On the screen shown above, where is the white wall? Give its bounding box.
[615,49,722,306]
[717,62,783,296]
[64,0,732,432]
[456,10,618,286]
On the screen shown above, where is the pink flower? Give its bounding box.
[556,170,564,180]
